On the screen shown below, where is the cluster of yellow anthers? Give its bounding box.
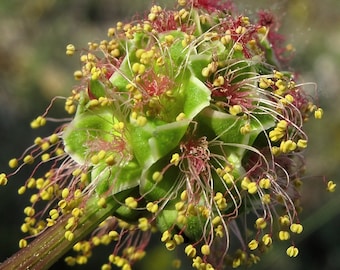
[0,0,337,270]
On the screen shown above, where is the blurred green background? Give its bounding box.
[0,0,339,269]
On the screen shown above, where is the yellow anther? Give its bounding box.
[152,171,163,183]
[178,0,187,6]
[271,146,281,155]
[222,172,234,184]
[255,217,267,229]
[214,225,224,238]
[286,246,299,257]
[164,34,175,45]
[280,140,297,153]
[229,105,243,116]
[284,94,294,103]
[62,188,70,199]
[138,217,151,231]
[146,202,158,213]
[49,209,59,220]
[24,206,35,217]
[234,42,243,51]
[327,180,336,192]
[19,239,28,248]
[66,44,76,56]
[180,190,188,201]
[232,258,241,268]
[290,223,303,234]
[262,194,271,204]
[23,155,34,165]
[109,230,119,241]
[259,77,273,89]
[213,75,225,87]
[125,197,138,209]
[74,189,82,198]
[241,176,251,190]
[170,153,181,166]
[277,120,288,130]
[175,201,185,211]
[165,240,176,251]
[297,139,308,149]
[161,230,172,242]
[73,70,83,80]
[0,173,8,186]
[17,186,26,195]
[173,234,184,245]
[248,240,259,250]
[105,155,115,166]
[176,112,186,121]
[21,223,29,233]
[259,178,271,189]
[278,230,290,241]
[240,123,251,135]
[41,153,50,161]
[97,197,107,208]
[201,244,210,255]
[180,213,192,225]
[262,234,272,246]
[279,215,291,226]
[136,116,147,126]
[30,194,39,203]
[212,216,221,226]
[102,264,112,270]
[314,108,323,119]
[247,182,258,194]
[8,158,18,169]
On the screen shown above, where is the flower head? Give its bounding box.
[1,1,333,270]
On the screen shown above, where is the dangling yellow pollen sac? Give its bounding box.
[201,244,210,256]
[314,108,323,119]
[161,230,172,242]
[97,197,107,208]
[30,116,47,129]
[213,76,225,87]
[170,153,181,166]
[247,182,258,194]
[241,176,251,190]
[286,246,299,257]
[280,140,297,153]
[152,171,163,183]
[229,105,243,116]
[146,202,158,213]
[24,206,35,217]
[125,197,138,209]
[23,155,34,165]
[262,234,272,246]
[290,223,303,234]
[66,44,76,56]
[327,180,336,192]
[248,239,259,250]
[278,230,290,241]
[8,158,18,169]
[64,230,75,241]
[279,215,291,226]
[297,139,308,149]
[0,173,8,185]
[19,239,28,249]
[259,178,271,189]
[176,112,186,121]
[255,217,267,229]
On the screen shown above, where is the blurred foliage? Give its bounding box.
[0,0,339,269]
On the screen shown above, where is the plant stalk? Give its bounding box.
[0,196,120,270]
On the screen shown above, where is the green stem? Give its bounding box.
[0,195,122,270]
